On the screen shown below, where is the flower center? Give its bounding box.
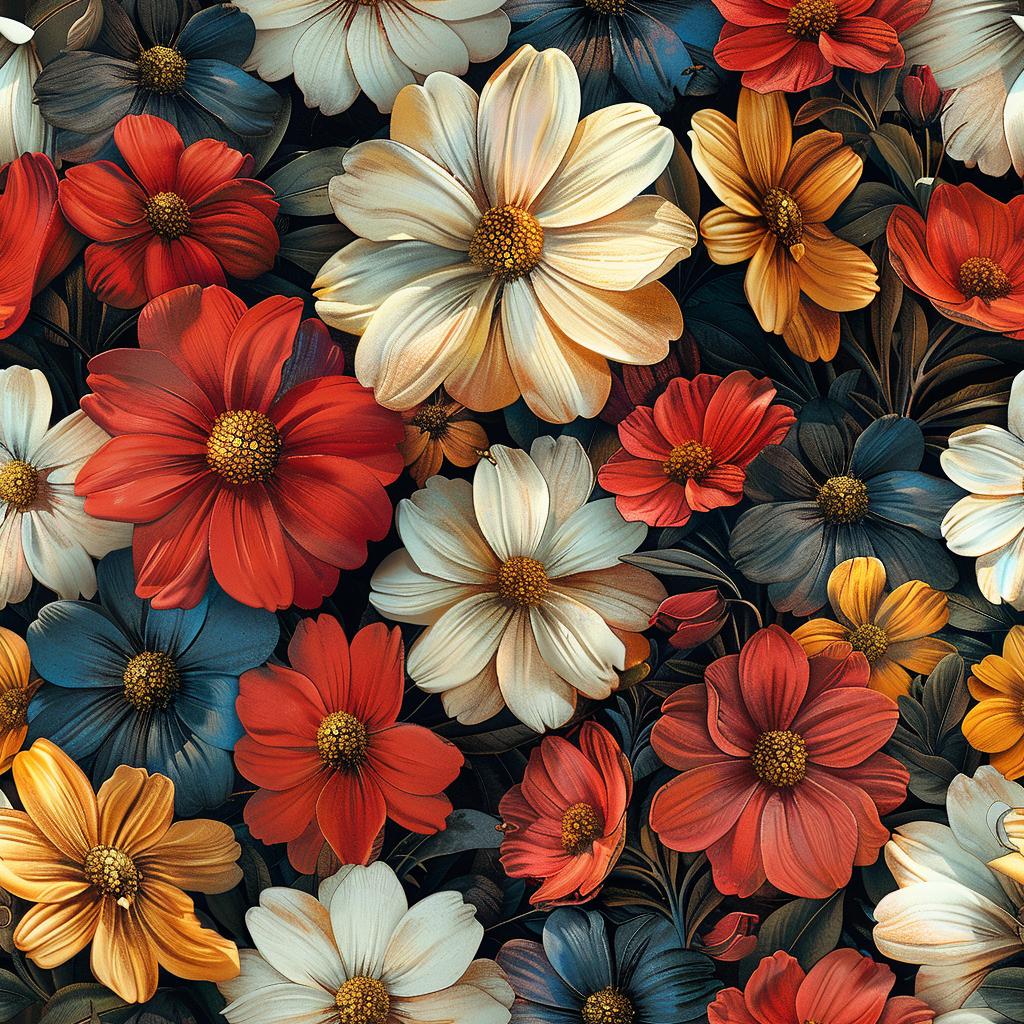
[334,976,390,1024]
[785,0,839,39]
[750,729,808,787]
[582,988,635,1024]
[847,622,889,664]
[123,651,180,711]
[84,845,140,907]
[662,440,713,484]
[145,191,191,240]
[469,205,544,280]
[816,475,868,524]
[0,460,38,512]
[958,256,1012,302]
[561,802,602,855]
[496,556,549,607]
[137,45,188,94]
[584,0,627,12]
[411,404,450,440]
[761,187,804,247]
[317,711,369,770]
[0,688,29,728]
[205,410,282,485]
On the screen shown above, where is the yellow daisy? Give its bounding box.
[962,626,1024,779]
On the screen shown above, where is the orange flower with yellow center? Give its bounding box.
[0,627,39,773]
[399,397,489,488]
[0,739,242,1002]
[689,88,879,361]
[963,626,1024,780]
[792,557,956,701]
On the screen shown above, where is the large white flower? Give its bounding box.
[370,435,666,732]
[0,366,129,607]
[314,45,696,424]
[0,18,46,164]
[219,861,513,1024]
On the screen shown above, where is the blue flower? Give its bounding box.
[25,547,279,815]
[497,907,719,1023]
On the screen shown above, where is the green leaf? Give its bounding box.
[40,985,133,1024]
[278,223,353,274]
[264,148,349,217]
[388,808,504,873]
[0,969,40,1021]
[794,96,872,127]
[980,968,1024,1021]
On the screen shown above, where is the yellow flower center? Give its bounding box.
[847,622,889,664]
[0,688,29,728]
[663,440,713,484]
[205,410,282,485]
[561,801,601,855]
[411,404,450,440]
[496,556,549,607]
[84,845,140,907]
[145,191,191,240]
[584,0,627,12]
[761,187,804,249]
[0,460,38,512]
[334,977,390,1024]
[123,651,180,711]
[958,256,1012,302]
[317,711,369,770]
[137,45,187,94]
[469,205,544,280]
[750,729,808,787]
[583,988,635,1024]
[816,475,869,524]
[785,0,839,39]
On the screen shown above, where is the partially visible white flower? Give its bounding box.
[218,861,513,1024]
[370,435,667,732]
[0,18,46,163]
[948,766,1024,886]
[0,366,130,607]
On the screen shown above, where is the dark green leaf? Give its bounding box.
[40,985,133,1024]
[980,968,1024,1021]
[264,147,348,216]
[0,970,39,1021]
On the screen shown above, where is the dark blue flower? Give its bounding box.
[25,547,279,815]
[497,907,719,1023]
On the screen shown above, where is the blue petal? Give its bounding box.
[176,582,279,675]
[496,940,581,1011]
[866,471,963,539]
[863,524,959,591]
[609,12,687,111]
[615,915,680,984]
[643,0,724,51]
[630,949,720,1023]
[92,713,152,784]
[543,909,615,998]
[181,60,283,136]
[176,4,256,65]
[135,0,180,46]
[504,0,577,20]
[175,672,244,749]
[146,717,235,815]
[851,415,925,477]
[27,603,132,688]
[729,503,825,585]
[27,686,131,760]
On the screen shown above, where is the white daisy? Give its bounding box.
[369,435,666,732]
[0,18,46,165]
[218,861,513,1024]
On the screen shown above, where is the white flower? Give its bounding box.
[235,0,509,116]
[0,18,46,164]
[370,435,666,732]
[0,366,130,607]
[218,861,513,1024]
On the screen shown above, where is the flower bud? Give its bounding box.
[650,589,728,649]
[901,66,950,129]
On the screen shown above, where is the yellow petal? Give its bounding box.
[782,130,862,223]
[962,699,1024,753]
[91,901,159,1004]
[699,206,765,266]
[993,735,1024,779]
[795,225,880,313]
[746,232,799,335]
[442,421,489,467]
[868,658,913,703]
[0,627,29,688]
[781,297,839,362]
[0,810,90,902]
[1002,624,1024,674]
[828,557,886,628]
[792,619,850,657]
[988,852,1024,884]
[875,580,950,641]
[969,654,1024,700]
[737,89,791,195]
[138,819,242,895]
[688,111,760,218]
[14,895,101,969]
[96,766,174,858]
[886,637,958,674]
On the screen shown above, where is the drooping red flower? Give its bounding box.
[498,722,632,906]
[597,371,795,528]
[235,615,464,872]
[75,284,404,610]
[58,114,279,309]
[652,589,730,649]
[649,625,908,898]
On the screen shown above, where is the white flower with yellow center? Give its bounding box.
[0,18,46,164]
[218,861,513,1024]
[370,435,667,732]
[0,366,130,608]
[314,44,696,424]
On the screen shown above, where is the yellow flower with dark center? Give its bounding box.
[398,397,489,488]
[962,626,1024,780]
[0,627,39,773]
[792,557,956,701]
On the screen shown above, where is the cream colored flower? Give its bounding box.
[314,44,696,424]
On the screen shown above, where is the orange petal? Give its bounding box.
[0,627,30,688]
[875,580,950,641]
[1002,625,1024,674]
[14,894,101,969]
[992,734,1024,780]
[91,901,159,1004]
[795,225,879,313]
[442,421,489,467]
[699,206,765,266]
[97,765,174,858]
[0,810,90,902]
[783,130,863,222]
[792,619,850,657]
[737,88,791,195]
[688,110,761,217]
[867,658,913,703]
[969,654,1024,700]
[781,297,839,361]
[745,232,799,334]
[827,557,886,629]
[0,724,27,775]
[886,637,958,674]
[138,819,242,895]
[962,699,1024,754]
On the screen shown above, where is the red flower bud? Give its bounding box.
[697,911,759,961]
[901,66,951,129]
[650,589,728,649]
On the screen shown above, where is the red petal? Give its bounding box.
[84,235,152,309]
[369,725,463,795]
[701,370,788,463]
[715,23,800,70]
[224,295,304,413]
[281,532,340,611]
[704,655,760,755]
[810,766,890,867]
[804,643,870,701]
[798,949,894,1024]
[709,988,763,1024]
[373,778,452,834]
[615,484,692,527]
[704,783,771,897]
[114,114,183,196]
[317,770,386,865]
[652,686,734,771]
[797,688,899,767]
[617,405,671,460]
[743,951,804,1024]
[738,625,809,732]
[286,816,326,875]
[686,466,746,512]
[285,614,352,714]
[234,734,324,790]
[243,777,323,845]
[347,622,404,726]
[58,163,147,242]
[174,138,246,203]
[739,41,835,91]
[818,17,899,73]
[188,202,279,279]
[578,722,632,832]
[597,450,668,497]
[837,750,909,815]
[710,0,788,25]
[654,375,718,447]
[236,661,328,745]
[143,235,226,301]
[34,202,83,296]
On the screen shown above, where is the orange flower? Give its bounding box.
[398,396,489,488]
[963,626,1024,779]
[689,89,878,361]
[0,739,241,1002]
[0,628,39,773]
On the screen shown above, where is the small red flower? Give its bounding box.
[58,114,279,309]
[649,626,908,898]
[75,284,404,610]
[498,722,632,906]
[652,590,729,649]
[697,911,759,961]
[597,371,794,528]
[901,65,951,128]
[235,615,464,872]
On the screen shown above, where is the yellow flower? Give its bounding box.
[399,396,489,488]
[792,556,956,701]
[0,627,38,773]
[963,626,1024,779]
[0,739,242,1002]
[689,89,879,361]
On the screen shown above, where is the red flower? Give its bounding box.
[901,65,951,128]
[498,722,632,906]
[597,371,794,528]
[887,183,1024,338]
[76,284,404,610]
[652,589,730,649]
[235,615,464,872]
[649,626,908,898]
[58,114,279,309]
[711,0,930,93]
[697,911,758,961]
[710,949,936,1024]
[599,330,700,425]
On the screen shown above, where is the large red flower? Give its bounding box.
[235,615,464,871]
[597,371,794,528]
[649,625,908,898]
[58,114,279,309]
[76,284,404,610]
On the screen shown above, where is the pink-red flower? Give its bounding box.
[58,114,279,309]
[75,284,404,611]
[651,590,730,649]
[649,625,908,898]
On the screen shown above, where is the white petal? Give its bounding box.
[495,608,572,732]
[948,767,1024,865]
[0,19,33,45]
[390,980,512,1023]
[0,510,29,608]
[1009,366,1024,439]
[292,14,360,116]
[444,303,521,413]
[975,526,1024,605]
[245,23,307,80]
[552,563,666,631]
[446,10,509,62]
[529,434,592,536]
[317,864,356,912]
[407,0,505,18]
[347,5,416,113]
[0,366,51,460]
[377,3,468,76]
[941,493,1024,556]
[371,548,481,625]
[219,947,292,1005]
[221,975,335,1024]
[21,509,97,601]
[937,70,1013,176]
[473,444,549,560]
[440,657,506,724]
[44,489,131,561]
[330,862,409,981]
[543,497,646,577]
[234,0,334,30]
[942,424,1024,495]
[31,410,109,482]
[0,44,45,164]
[456,959,515,1008]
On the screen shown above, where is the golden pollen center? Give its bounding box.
[123,651,180,711]
[785,0,839,38]
[958,256,1012,302]
[206,410,282,484]
[663,440,714,484]
[847,622,889,664]
[561,801,602,855]
[582,988,635,1024]
[334,976,390,1024]
[84,845,139,905]
[584,0,627,12]
[750,729,808,787]
[761,187,804,247]
[317,711,369,770]
[469,205,544,280]
[411,404,450,440]
[137,45,187,94]
[0,460,38,513]
[145,191,191,240]
[496,556,549,607]
[0,688,29,728]
[816,475,869,524]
